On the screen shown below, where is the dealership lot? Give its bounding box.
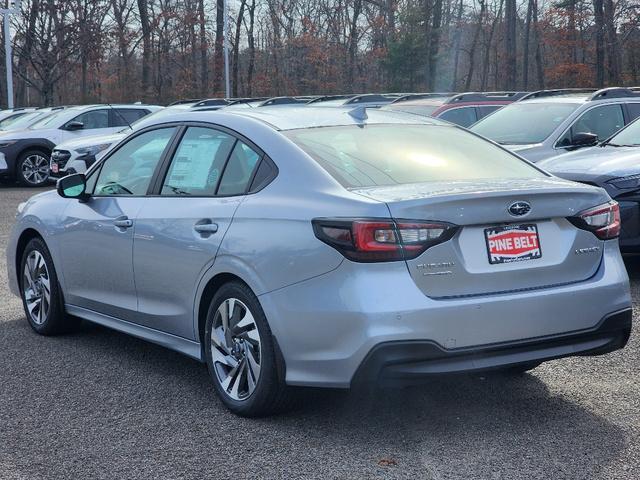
[1,185,639,480]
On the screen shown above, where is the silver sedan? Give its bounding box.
[6,107,632,416]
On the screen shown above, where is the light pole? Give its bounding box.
[223,0,230,98]
[1,0,20,109]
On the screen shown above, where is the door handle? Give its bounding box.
[194,221,218,235]
[113,217,133,228]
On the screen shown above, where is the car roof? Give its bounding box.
[161,105,447,131]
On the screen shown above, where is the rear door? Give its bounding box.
[132,125,263,339]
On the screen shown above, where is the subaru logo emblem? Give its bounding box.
[508,201,531,217]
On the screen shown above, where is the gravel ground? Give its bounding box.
[0,185,638,480]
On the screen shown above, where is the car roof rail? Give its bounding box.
[192,98,229,107]
[589,87,640,100]
[306,94,356,104]
[390,93,455,104]
[446,91,529,103]
[226,97,269,106]
[258,96,309,107]
[167,98,203,106]
[344,94,396,105]
[519,88,596,101]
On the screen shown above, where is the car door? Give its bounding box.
[556,104,625,148]
[59,108,113,142]
[56,126,178,321]
[132,125,263,339]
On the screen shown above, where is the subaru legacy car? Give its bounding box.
[471,87,640,162]
[540,116,640,252]
[7,107,632,416]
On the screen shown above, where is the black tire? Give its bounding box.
[19,237,76,335]
[16,149,51,187]
[204,281,295,417]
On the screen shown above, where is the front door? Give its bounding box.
[57,126,178,321]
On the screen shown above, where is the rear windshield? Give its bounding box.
[285,124,545,188]
[471,102,579,144]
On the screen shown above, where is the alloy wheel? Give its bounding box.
[210,298,262,401]
[22,250,51,325]
[21,154,50,185]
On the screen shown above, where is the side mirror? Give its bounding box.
[569,132,599,148]
[57,173,88,200]
[65,121,84,131]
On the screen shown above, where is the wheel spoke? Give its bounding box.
[211,345,238,368]
[245,343,261,383]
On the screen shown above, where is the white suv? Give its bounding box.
[0,104,161,186]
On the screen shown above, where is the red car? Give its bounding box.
[384,92,528,127]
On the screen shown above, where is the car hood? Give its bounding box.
[0,128,58,140]
[55,132,126,151]
[539,145,640,179]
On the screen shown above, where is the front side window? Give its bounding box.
[557,104,624,147]
[438,107,478,127]
[471,102,579,144]
[161,127,235,196]
[285,124,545,189]
[217,141,261,195]
[94,127,176,196]
[67,109,110,129]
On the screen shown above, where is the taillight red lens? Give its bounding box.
[313,218,457,262]
[571,201,621,240]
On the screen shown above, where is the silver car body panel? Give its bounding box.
[6,107,632,387]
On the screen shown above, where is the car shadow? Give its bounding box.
[0,314,628,479]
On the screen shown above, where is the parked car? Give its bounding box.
[50,102,228,177]
[471,87,640,162]
[0,107,67,133]
[539,116,640,252]
[0,104,161,186]
[308,93,399,108]
[384,92,527,127]
[8,107,631,416]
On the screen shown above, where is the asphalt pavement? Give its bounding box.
[0,184,638,479]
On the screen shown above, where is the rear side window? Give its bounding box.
[438,107,478,127]
[217,141,261,195]
[112,109,150,127]
[285,124,545,188]
[161,127,235,196]
[627,103,640,122]
[477,105,502,119]
[557,104,624,146]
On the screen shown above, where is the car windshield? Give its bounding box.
[471,102,579,144]
[0,111,46,130]
[0,112,30,129]
[29,111,67,129]
[285,124,545,188]
[606,118,640,147]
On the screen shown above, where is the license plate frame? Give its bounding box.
[484,223,542,265]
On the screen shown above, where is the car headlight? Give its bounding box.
[608,174,640,190]
[16,201,26,217]
[0,140,18,149]
[75,143,111,157]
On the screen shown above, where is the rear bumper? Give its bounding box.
[260,241,630,388]
[353,309,631,386]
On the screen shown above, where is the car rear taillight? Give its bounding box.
[570,201,621,240]
[312,218,457,262]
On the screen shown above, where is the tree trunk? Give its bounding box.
[15,0,40,105]
[465,0,485,91]
[604,0,621,84]
[213,0,224,93]
[504,0,517,89]
[532,0,544,88]
[593,0,605,86]
[246,0,256,96]
[137,0,152,101]
[523,0,532,89]
[232,0,247,97]
[450,0,464,91]
[347,0,363,87]
[427,0,443,90]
